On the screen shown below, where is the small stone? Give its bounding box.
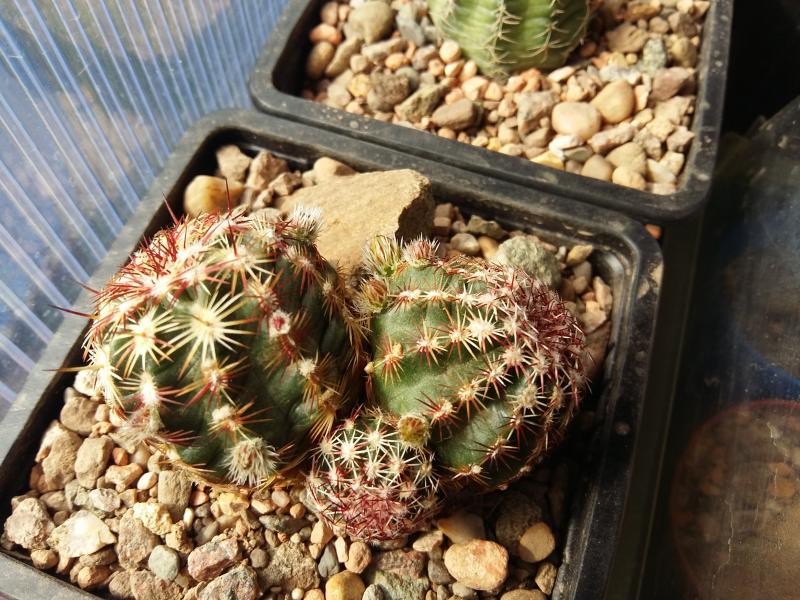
[73,371,99,397]
[431,98,480,131]
[108,570,133,600]
[439,39,461,63]
[349,1,395,44]
[591,80,635,124]
[310,23,341,45]
[282,169,434,272]
[312,156,357,183]
[251,547,268,569]
[466,215,505,239]
[368,71,411,111]
[60,394,99,435]
[606,142,647,175]
[321,1,338,25]
[531,150,565,170]
[148,545,180,581]
[566,244,594,266]
[112,447,129,466]
[606,23,648,53]
[412,530,444,553]
[639,38,668,73]
[183,175,244,218]
[129,569,184,600]
[74,436,113,488]
[132,502,172,536]
[187,537,240,581]
[516,91,558,135]
[264,542,320,590]
[492,237,561,289]
[612,165,647,190]
[535,562,558,595]
[310,520,334,546]
[199,565,259,600]
[518,522,556,563]
[436,512,485,543]
[362,38,406,63]
[37,421,82,492]
[345,540,372,573]
[646,158,677,184]
[156,470,192,521]
[30,548,58,570]
[216,145,252,183]
[219,492,249,515]
[246,151,289,191]
[651,67,692,101]
[77,565,111,591]
[669,36,697,67]
[136,472,157,491]
[372,570,429,600]
[363,584,386,600]
[118,508,160,568]
[494,492,542,551]
[666,127,695,152]
[548,65,576,82]
[4,497,53,550]
[450,232,481,256]
[259,514,309,534]
[318,542,341,579]
[462,76,489,101]
[444,540,508,592]
[325,38,362,78]
[397,7,425,47]
[374,549,426,578]
[478,236,499,259]
[397,84,447,121]
[87,488,120,514]
[588,123,636,154]
[47,510,116,558]
[500,591,547,600]
[306,590,325,600]
[551,102,602,141]
[335,536,349,562]
[428,557,453,585]
[326,571,366,600]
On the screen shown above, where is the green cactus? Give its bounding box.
[428,0,591,76]
[85,207,364,488]
[308,411,439,540]
[359,237,586,489]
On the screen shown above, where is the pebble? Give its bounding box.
[264,543,320,590]
[158,470,192,520]
[500,590,547,600]
[326,571,366,600]
[37,421,82,492]
[436,512,485,544]
[439,39,461,63]
[47,510,116,558]
[326,37,363,78]
[60,394,99,435]
[136,472,157,491]
[551,102,602,141]
[478,235,499,259]
[77,565,111,591]
[606,22,649,53]
[368,71,411,111]
[444,540,509,591]
[187,537,240,581]
[183,175,244,218]
[494,492,543,551]
[310,520,334,546]
[345,540,372,573]
[374,549,426,578]
[148,545,180,581]
[132,502,172,536]
[612,165,647,190]
[492,236,562,289]
[412,530,444,553]
[74,436,113,488]
[535,562,558,595]
[581,154,614,181]
[349,1,394,44]
[591,80,635,124]
[318,542,341,579]
[518,522,556,563]
[219,491,249,515]
[450,232,481,256]
[106,463,145,491]
[117,508,159,567]
[606,142,647,175]
[516,91,558,135]
[431,98,480,131]
[306,42,335,80]
[363,584,386,600]
[312,156,357,183]
[4,497,53,550]
[30,548,58,570]
[199,565,259,600]
[397,84,447,121]
[129,569,183,600]
[465,215,505,239]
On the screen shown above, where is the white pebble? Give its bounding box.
[136,472,157,490]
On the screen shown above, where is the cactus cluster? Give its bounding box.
[308,413,439,540]
[84,207,363,488]
[309,237,587,539]
[428,0,591,76]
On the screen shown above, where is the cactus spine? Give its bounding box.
[85,207,363,488]
[309,412,439,540]
[359,237,587,489]
[428,0,590,76]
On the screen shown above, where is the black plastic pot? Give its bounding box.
[248,0,732,223]
[0,109,661,600]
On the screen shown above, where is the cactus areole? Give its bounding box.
[85,207,363,488]
[428,0,591,75]
[360,237,587,489]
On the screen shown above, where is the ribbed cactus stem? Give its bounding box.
[360,237,587,489]
[309,413,439,540]
[85,207,363,488]
[429,0,591,75]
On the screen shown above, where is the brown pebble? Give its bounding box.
[309,23,341,46]
[112,448,129,466]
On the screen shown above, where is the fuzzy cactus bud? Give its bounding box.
[84,206,364,488]
[429,0,591,75]
[308,412,439,541]
[359,237,587,489]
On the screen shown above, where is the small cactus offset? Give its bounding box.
[429,0,591,75]
[85,207,363,488]
[359,237,587,489]
[308,412,439,540]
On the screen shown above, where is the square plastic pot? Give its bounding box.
[248,0,732,223]
[0,109,662,600]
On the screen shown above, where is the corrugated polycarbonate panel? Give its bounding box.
[0,0,285,414]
